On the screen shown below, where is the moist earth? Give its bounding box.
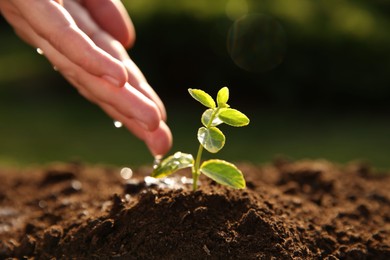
[0,159,389,259]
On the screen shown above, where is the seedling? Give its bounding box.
[152,87,250,191]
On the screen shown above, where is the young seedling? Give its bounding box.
[152,87,250,191]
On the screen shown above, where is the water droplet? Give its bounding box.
[53,66,58,71]
[125,194,131,201]
[173,152,182,159]
[153,155,162,169]
[181,176,194,185]
[162,178,174,186]
[120,167,133,180]
[144,176,158,186]
[36,48,44,55]
[173,161,180,166]
[113,121,123,128]
[71,180,82,190]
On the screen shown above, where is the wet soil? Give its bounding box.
[0,159,389,259]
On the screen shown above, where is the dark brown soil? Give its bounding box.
[0,159,389,259]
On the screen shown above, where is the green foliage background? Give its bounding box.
[1,0,390,169]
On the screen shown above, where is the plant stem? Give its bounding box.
[192,108,220,191]
[192,143,204,191]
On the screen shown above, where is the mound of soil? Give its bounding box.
[0,159,389,259]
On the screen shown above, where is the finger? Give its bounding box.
[99,103,147,141]
[68,72,170,154]
[68,70,163,131]
[123,60,167,121]
[144,120,173,156]
[11,0,127,87]
[64,0,167,120]
[80,0,135,48]
[0,3,35,46]
[100,104,172,156]
[9,12,162,131]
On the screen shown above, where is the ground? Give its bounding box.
[0,159,389,259]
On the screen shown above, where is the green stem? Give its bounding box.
[192,143,204,191]
[192,108,220,191]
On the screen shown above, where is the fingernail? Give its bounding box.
[103,75,121,87]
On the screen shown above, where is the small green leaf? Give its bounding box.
[200,159,246,189]
[152,152,194,178]
[218,108,250,127]
[217,87,229,107]
[188,89,216,108]
[201,109,223,127]
[197,126,225,153]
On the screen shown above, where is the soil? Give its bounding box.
[0,159,389,259]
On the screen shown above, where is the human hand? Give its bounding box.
[0,0,172,156]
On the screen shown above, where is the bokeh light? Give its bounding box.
[227,13,287,73]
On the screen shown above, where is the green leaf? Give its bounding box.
[201,109,223,127]
[197,126,225,153]
[152,152,194,178]
[218,108,250,127]
[188,89,216,108]
[217,87,229,107]
[200,159,246,189]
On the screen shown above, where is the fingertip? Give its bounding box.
[111,0,136,49]
[122,19,136,49]
[146,121,173,157]
[138,81,167,121]
[110,58,128,87]
[122,82,162,131]
[82,0,135,49]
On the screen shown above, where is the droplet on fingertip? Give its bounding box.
[120,167,133,180]
[53,66,58,71]
[114,121,123,128]
[36,48,44,55]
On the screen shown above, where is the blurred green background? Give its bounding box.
[1,0,390,169]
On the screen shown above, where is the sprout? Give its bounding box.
[152,87,250,191]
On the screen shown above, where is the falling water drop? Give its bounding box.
[113,121,123,128]
[36,48,44,55]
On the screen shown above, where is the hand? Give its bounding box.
[0,0,172,156]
